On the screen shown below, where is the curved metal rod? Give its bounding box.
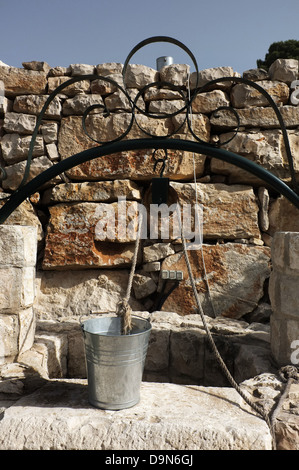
[0,138,298,224]
[122,35,200,89]
[11,73,134,189]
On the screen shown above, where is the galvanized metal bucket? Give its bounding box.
[81,315,152,410]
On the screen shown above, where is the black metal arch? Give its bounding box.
[0,35,298,223]
[0,137,299,224]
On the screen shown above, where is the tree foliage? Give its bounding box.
[257,39,299,70]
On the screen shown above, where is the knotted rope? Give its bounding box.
[116,210,143,335]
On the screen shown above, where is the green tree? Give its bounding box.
[257,39,299,70]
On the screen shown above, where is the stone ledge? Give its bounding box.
[0,379,272,450]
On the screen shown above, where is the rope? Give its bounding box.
[270,365,299,431]
[177,203,277,448]
[186,73,217,318]
[116,210,143,335]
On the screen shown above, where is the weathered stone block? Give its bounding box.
[48,76,90,96]
[170,182,260,240]
[0,67,47,96]
[13,95,61,119]
[42,202,141,269]
[0,266,36,312]
[34,270,143,319]
[132,273,157,299]
[3,112,36,134]
[230,80,289,108]
[0,198,43,242]
[0,314,18,362]
[160,244,271,318]
[269,58,299,84]
[42,180,142,204]
[0,133,44,164]
[270,316,299,367]
[210,105,299,129]
[0,225,37,267]
[58,115,207,180]
[18,307,36,355]
[191,89,230,114]
[124,64,159,89]
[2,156,61,191]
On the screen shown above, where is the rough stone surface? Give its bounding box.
[57,114,208,181]
[42,180,142,204]
[230,80,289,108]
[34,269,144,319]
[0,67,47,96]
[171,182,260,240]
[0,378,272,450]
[0,133,44,164]
[160,244,271,318]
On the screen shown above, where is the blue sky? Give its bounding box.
[1,0,298,74]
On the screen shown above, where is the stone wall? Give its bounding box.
[0,58,299,369]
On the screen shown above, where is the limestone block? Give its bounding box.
[268,197,299,236]
[22,61,51,73]
[132,273,157,299]
[105,91,132,112]
[270,316,299,366]
[230,80,289,108]
[40,122,58,143]
[0,67,47,96]
[34,270,144,319]
[169,329,205,382]
[269,271,299,321]
[144,87,183,101]
[48,76,90,96]
[95,63,123,76]
[160,64,190,87]
[191,90,230,114]
[0,198,43,242]
[210,130,299,184]
[170,182,260,240]
[62,94,104,115]
[42,202,141,269]
[46,143,59,161]
[0,266,36,312]
[123,64,159,89]
[210,105,299,130]
[0,314,18,362]
[0,225,37,267]
[189,66,236,90]
[243,68,270,81]
[18,307,36,355]
[270,232,299,274]
[0,379,272,450]
[3,112,36,134]
[258,187,270,232]
[13,94,61,119]
[90,73,124,95]
[148,99,185,115]
[0,96,12,114]
[269,59,299,84]
[58,115,207,180]
[160,244,271,318]
[143,243,175,263]
[42,180,142,204]
[34,333,67,378]
[2,156,61,191]
[69,64,95,76]
[0,133,44,164]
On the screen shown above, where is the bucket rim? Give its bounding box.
[80,314,152,337]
